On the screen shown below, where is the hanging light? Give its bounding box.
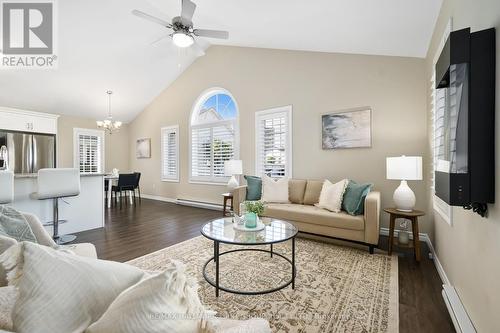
[97,90,122,134]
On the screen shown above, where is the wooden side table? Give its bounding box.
[222,193,234,217]
[383,208,425,262]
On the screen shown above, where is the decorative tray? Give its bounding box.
[233,220,266,232]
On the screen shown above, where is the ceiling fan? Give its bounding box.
[132,0,229,49]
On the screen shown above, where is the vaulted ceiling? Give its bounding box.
[0,0,442,122]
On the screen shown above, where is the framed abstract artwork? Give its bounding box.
[321,108,372,149]
[136,138,151,158]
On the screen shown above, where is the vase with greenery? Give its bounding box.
[243,201,264,228]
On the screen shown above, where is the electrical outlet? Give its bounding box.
[152,183,156,193]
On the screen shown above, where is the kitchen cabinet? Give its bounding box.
[0,107,59,134]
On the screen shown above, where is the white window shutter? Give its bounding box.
[255,106,292,178]
[212,124,235,179]
[161,125,179,182]
[74,128,104,174]
[191,127,212,179]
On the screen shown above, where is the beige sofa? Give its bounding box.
[233,179,381,253]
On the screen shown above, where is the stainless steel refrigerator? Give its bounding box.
[0,131,55,174]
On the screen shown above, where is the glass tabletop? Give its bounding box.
[201,217,298,245]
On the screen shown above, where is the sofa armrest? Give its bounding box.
[364,191,381,245]
[232,185,247,215]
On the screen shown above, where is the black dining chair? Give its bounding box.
[104,179,110,204]
[112,173,136,209]
[133,172,141,203]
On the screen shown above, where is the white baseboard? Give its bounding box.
[379,227,450,286]
[140,194,177,203]
[140,194,223,211]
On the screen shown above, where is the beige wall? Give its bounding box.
[129,46,429,232]
[57,114,130,172]
[425,0,500,332]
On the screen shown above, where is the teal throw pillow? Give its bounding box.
[244,175,262,201]
[342,180,372,216]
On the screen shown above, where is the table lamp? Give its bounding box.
[386,156,422,211]
[224,160,243,190]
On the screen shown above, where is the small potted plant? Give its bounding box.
[243,201,264,228]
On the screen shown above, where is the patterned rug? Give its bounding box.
[127,236,398,333]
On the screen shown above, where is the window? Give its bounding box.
[431,18,453,225]
[73,128,104,174]
[255,106,292,178]
[190,88,239,184]
[161,125,179,182]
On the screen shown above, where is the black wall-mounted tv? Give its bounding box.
[434,27,495,217]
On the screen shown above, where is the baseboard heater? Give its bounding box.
[176,198,223,211]
[442,285,476,333]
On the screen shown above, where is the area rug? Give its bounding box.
[127,236,398,333]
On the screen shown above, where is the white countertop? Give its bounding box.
[14,173,106,178]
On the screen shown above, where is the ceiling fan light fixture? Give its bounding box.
[172,32,194,48]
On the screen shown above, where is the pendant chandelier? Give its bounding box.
[96,90,122,134]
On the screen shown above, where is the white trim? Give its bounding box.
[161,125,180,182]
[430,17,454,226]
[189,87,240,184]
[140,193,223,211]
[0,106,60,120]
[73,128,105,174]
[140,194,177,203]
[255,105,293,178]
[379,227,450,285]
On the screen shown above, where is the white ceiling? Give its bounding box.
[0,0,442,123]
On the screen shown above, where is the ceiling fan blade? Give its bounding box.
[193,29,229,39]
[132,9,172,28]
[181,0,196,22]
[150,34,171,47]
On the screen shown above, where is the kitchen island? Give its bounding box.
[11,174,105,235]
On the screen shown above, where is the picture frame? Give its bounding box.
[136,138,151,158]
[321,107,372,150]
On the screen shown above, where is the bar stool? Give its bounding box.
[31,168,81,245]
[0,171,14,204]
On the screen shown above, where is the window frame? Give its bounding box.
[431,18,453,226]
[189,88,240,185]
[73,128,105,175]
[255,105,293,178]
[161,125,180,183]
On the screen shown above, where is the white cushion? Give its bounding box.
[86,260,212,333]
[315,179,348,213]
[0,242,146,333]
[261,175,289,203]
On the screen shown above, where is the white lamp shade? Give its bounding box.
[386,156,423,180]
[224,160,243,176]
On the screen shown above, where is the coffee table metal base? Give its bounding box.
[203,238,296,297]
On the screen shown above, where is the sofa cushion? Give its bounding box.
[244,175,262,201]
[315,179,348,213]
[288,179,307,204]
[303,180,324,205]
[342,180,372,216]
[0,242,146,333]
[86,261,211,333]
[264,203,365,231]
[262,175,289,203]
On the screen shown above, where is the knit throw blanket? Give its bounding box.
[0,206,36,243]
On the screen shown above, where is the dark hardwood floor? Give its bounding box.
[73,199,455,333]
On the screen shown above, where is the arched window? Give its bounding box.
[190,88,239,183]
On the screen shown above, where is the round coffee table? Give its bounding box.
[201,217,298,297]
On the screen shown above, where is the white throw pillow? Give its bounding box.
[315,179,348,213]
[86,260,212,333]
[261,174,289,203]
[0,242,146,333]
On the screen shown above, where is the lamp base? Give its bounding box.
[393,180,416,212]
[227,175,239,191]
